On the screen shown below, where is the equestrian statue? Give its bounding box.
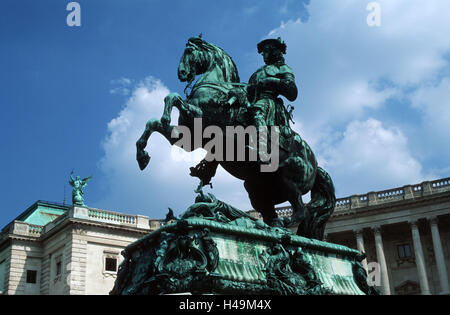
[135,36,336,240]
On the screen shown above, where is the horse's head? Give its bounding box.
[178,36,240,84]
[178,37,206,83]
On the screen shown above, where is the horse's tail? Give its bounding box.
[300,167,336,240]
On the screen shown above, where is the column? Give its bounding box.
[354,229,368,272]
[373,226,391,295]
[429,217,450,294]
[410,220,431,295]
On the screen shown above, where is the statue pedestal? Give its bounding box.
[110,199,377,295]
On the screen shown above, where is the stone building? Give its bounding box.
[324,177,450,295]
[250,177,450,295]
[0,201,160,295]
[0,177,449,295]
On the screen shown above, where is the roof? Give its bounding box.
[7,200,69,228]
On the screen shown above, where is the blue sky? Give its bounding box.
[1,0,449,224]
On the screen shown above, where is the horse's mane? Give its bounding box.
[187,37,240,83]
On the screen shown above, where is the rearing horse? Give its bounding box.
[136,37,336,240]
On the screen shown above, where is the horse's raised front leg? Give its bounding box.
[136,119,157,170]
[161,93,203,126]
[136,118,180,170]
[161,93,183,126]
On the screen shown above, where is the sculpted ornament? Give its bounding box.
[69,170,92,206]
[110,225,220,295]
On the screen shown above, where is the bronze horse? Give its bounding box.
[136,37,335,239]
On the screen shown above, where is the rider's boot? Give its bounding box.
[247,114,271,164]
[257,125,271,164]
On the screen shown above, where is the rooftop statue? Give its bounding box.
[136,36,336,240]
[69,170,92,206]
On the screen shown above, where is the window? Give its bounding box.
[26,270,37,284]
[397,244,412,259]
[0,259,6,293]
[52,254,63,282]
[105,257,117,272]
[103,250,119,274]
[56,261,62,276]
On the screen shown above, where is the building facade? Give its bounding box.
[324,177,450,295]
[252,177,450,295]
[0,202,160,295]
[0,177,449,295]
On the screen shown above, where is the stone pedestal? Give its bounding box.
[110,197,377,295]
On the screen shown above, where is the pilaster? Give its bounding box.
[65,225,88,295]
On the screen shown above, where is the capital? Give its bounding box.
[428,216,439,226]
[408,219,420,228]
[371,225,382,234]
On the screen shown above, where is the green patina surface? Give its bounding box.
[69,170,92,206]
[210,233,364,294]
[213,235,267,283]
[18,201,68,226]
[112,36,378,295]
[161,219,364,294]
[111,197,376,295]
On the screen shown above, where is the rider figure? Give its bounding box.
[190,38,298,186]
[247,37,298,156]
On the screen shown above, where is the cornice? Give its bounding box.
[39,217,149,242]
[330,190,450,221]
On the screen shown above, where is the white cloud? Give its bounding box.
[265,0,450,192]
[411,77,450,131]
[267,0,450,123]
[243,6,259,16]
[111,78,132,85]
[109,77,133,96]
[410,77,450,157]
[321,119,432,197]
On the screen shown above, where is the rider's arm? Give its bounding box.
[278,72,298,102]
[260,72,298,102]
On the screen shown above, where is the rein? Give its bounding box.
[187,81,247,97]
[186,80,248,97]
